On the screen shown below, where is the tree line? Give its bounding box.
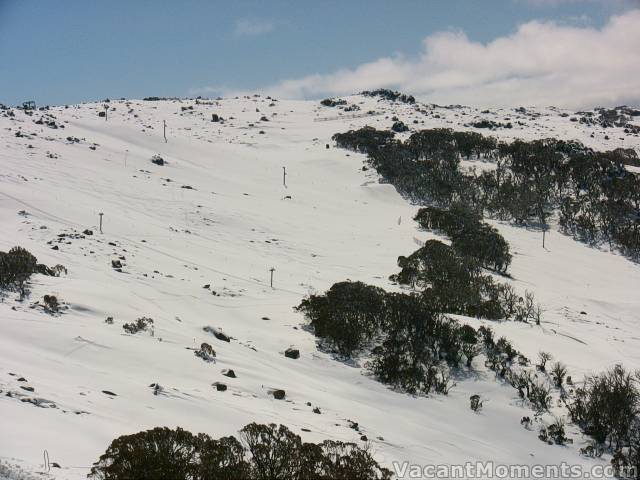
[333,127,640,258]
[89,422,391,480]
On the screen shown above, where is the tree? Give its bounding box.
[88,427,200,480]
[197,436,251,480]
[0,246,38,297]
[459,325,481,368]
[537,351,553,372]
[611,419,640,480]
[90,424,390,480]
[315,440,391,480]
[295,281,386,356]
[568,365,639,449]
[240,423,303,480]
[369,293,442,394]
[551,362,568,387]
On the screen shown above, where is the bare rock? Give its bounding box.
[284,348,300,359]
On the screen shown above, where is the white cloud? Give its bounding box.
[224,9,640,109]
[234,18,275,37]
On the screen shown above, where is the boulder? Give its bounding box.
[195,342,216,362]
[203,326,231,342]
[284,348,300,359]
[391,121,408,133]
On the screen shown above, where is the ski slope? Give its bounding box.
[1,94,639,479]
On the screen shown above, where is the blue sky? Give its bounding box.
[0,0,638,107]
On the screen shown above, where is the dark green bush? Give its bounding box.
[361,89,415,104]
[123,317,154,334]
[0,246,38,296]
[295,281,386,356]
[568,365,639,449]
[89,424,390,480]
[88,427,202,480]
[332,126,396,154]
[333,126,640,259]
[390,240,506,319]
[297,281,485,394]
[320,98,347,107]
[414,204,511,272]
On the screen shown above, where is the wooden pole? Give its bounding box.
[282,167,287,187]
[99,212,104,233]
[269,267,275,288]
[163,120,167,143]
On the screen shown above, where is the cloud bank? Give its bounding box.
[243,10,640,109]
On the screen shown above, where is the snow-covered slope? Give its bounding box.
[1,95,639,479]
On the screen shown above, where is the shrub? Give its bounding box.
[611,419,640,479]
[368,293,444,393]
[551,362,568,387]
[240,423,303,479]
[514,291,542,324]
[333,125,640,259]
[415,204,512,273]
[547,418,569,445]
[123,317,154,334]
[198,436,251,479]
[537,351,553,372]
[89,424,390,480]
[88,427,201,480]
[315,440,391,480]
[320,98,347,107]
[0,246,38,296]
[391,121,408,133]
[298,280,483,395]
[295,281,386,356]
[528,379,552,412]
[361,89,415,104]
[450,223,511,273]
[568,365,639,449]
[508,369,533,399]
[459,324,481,367]
[390,240,510,320]
[331,127,396,155]
[433,368,455,394]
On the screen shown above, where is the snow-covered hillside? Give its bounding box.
[1,94,639,479]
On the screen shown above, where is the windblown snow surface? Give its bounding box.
[1,95,639,479]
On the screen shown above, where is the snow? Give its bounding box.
[1,95,639,479]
